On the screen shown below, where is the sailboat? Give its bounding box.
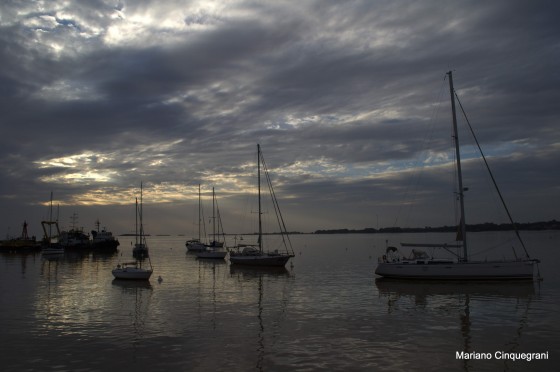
[41,192,64,255]
[375,71,540,280]
[113,183,153,280]
[196,187,228,259]
[132,183,149,259]
[208,187,225,248]
[229,144,295,267]
[186,184,208,252]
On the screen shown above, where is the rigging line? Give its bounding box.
[467,237,517,257]
[454,91,530,259]
[264,158,294,254]
[260,152,294,255]
[214,197,227,245]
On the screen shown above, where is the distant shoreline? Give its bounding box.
[117,220,559,237]
[313,220,560,234]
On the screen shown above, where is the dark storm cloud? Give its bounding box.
[1,0,559,235]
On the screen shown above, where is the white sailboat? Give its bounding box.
[113,183,153,280]
[229,144,295,267]
[186,184,207,252]
[196,187,228,259]
[112,260,153,280]
[41,192,64,255]
[132,183,149,259]
[375,71,540,280]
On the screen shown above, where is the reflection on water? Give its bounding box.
[228,265,294,371]
[375,279,539,372]
[111,279,154,359]
[0,233,557,371]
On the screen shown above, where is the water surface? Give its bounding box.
[1,232,557,371]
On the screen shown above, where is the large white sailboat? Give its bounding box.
[229,144,295,267]
[375,71,540,280]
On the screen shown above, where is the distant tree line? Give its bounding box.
[313,220,560,234]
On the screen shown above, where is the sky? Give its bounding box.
[1,0,559,237]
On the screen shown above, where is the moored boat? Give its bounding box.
[186,184,208,252]
[229,144,295,267]
[91,219,120,252]
[132,184,149,259]
[113,183,153,280]
[195,187,228,260]
[0,221,40,251]
[375,71,540,280]
[41,192,65,255]
[112,261,152,280]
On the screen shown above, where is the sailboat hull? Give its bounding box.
[186,240,207,252]
[229,253,292,267]
[196,250,228,259]
[375,259,536,280]
[112,268,153,280]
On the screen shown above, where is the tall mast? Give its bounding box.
[140,182,144,241]
[212,187,216,243]
[135,197,138,245]
[447,71,468,261]
[49,191,53,240]
[198,184,201,241]
[257,144,262,252]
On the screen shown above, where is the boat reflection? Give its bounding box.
[229,265,290,278]
[0,250,40,276]
[229,264,293,371]
[111,278,153,347]
[375,278,535,299]
[375,279,537,372]
[112,279,153,290]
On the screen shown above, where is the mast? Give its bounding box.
[198,184,201,241]
[135,197,138,246]
[257,144,263,253]
[140,182,144,241]
[447,71,468,261]
[212,187,216,244]
[49,192,53,240]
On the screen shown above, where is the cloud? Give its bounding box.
[1,0,559,236]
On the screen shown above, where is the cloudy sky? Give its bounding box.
[1,0,559,237]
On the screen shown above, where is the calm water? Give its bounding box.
[0,232,558,371]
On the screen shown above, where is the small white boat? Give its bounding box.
[112,261,153,280]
